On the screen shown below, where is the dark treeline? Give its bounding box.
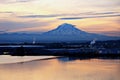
[0,40,120,49]
[0,40,120,58]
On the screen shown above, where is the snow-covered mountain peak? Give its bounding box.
[43,23,86,35]
[56,23,77,30]
[55,23,84,32]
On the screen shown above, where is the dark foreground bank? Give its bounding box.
[0,40,120,58]
[0,46,120,59]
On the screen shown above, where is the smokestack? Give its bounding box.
[90,39,96,45]
[33,37,36,44]
[90,39,97,48]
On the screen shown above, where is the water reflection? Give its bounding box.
[57,56,120,62]
[57,57,91,62]
[0,57,120,80]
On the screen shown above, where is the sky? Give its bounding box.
[0,0,120,36]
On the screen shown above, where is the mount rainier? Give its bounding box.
[40,23,119,42]
[0,23,119,43]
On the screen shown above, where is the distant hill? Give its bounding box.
[0,23,119,43]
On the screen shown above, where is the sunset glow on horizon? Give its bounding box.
[0,0,120,36]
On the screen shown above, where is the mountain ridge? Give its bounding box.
[39,23,120,42]
[0,23,120,43]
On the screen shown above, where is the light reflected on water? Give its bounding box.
[0,57,120,80]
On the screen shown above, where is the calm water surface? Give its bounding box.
[0,56,120,80]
